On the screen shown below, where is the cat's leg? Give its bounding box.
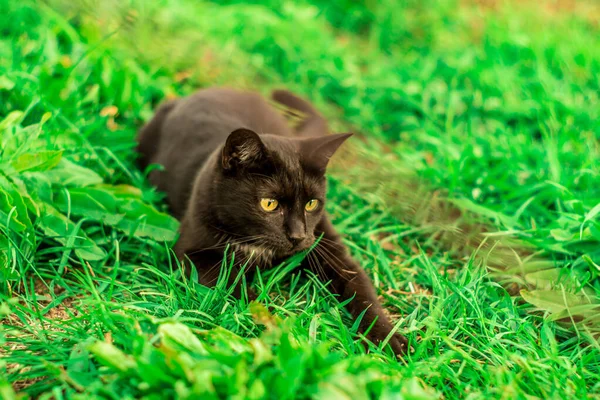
[177,249,258,302]
[310,216,409,356]
[174,224,258,301]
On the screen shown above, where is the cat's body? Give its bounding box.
[137,87,408,356]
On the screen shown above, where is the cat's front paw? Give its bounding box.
[386,331,410,357]
[367,322,411,358]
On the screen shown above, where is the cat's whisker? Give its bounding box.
[307,253,317,279]
[316,241,357,272]
[315,236,346,249]
[184,235,265,256]
[197,259,225,286]
[308,252,327,282]
[313,246,355,282]
[305,250,317,274]
[209,224,254,238]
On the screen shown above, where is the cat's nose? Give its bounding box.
[286,218,306,247]
[287,232,307,247]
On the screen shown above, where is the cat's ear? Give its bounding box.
[300,133,352,174]
[222,128,268,171]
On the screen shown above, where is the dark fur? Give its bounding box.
[137,87,408,356]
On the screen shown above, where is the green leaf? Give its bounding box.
[96,184,143,200]
[581,203,600,239]
[524,268,562,290]
[67,342,95,387]
[4,175,40,218]
[38,204,106,261]
[0,176,33,231]
[54,187,124,225]
[550,228,573,242]
[88,341,136,373]
[0,111,23,132]
[158,322,208,355]
[547,304,600,323]
[0,187,27,232]
[520,289,594,314]
[0,76,15,91]
[11,150,63,173]
[584,203,600,224]
[41,158,103,187]
[116,199,179,241]
[582,255,600,280]
[52,184,177,241]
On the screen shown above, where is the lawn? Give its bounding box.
[1,0,599,398]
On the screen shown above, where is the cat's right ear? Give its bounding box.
[222,128,268,171]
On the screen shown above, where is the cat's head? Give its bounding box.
[210,128,351,259]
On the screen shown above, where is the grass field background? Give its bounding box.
[1,0,599,398]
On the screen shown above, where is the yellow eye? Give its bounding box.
[305,199,320,212]
[260,198,279,212]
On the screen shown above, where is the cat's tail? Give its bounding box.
[136,99,178,171]
[271,89,329,137]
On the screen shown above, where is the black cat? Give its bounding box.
[137,87,408,356]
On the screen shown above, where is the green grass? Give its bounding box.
[1,0,599,398]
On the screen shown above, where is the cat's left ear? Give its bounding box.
[222,128,268,171]
[300,133,352,174]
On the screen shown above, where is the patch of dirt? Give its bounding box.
[1,278,81,393]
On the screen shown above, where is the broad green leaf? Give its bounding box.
[581,203,600,240]
[0,235,12,279]
[116,199,179,241]
[38,204,106,261]
[41,158,103,187]
[524,267,588,291]
[158,322,208,355]
[52,184,177,241]
[11,150,63,173]
[548,304,600,323]
[504,260,556,275]
[4,175,40,218]
[550,228,573,242]
[0,76,15,91]
[0,187,27,232]
[88,341,136,372]
[0,175,33,232]
[96,184,143,200]
[67,343,96,388]
[54,187,124,225]
[584,203,600,224]
[520,289,593,314]
[0,111,23,132]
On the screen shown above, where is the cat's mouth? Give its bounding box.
[281,240,315,257]
[232,236,315,260]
